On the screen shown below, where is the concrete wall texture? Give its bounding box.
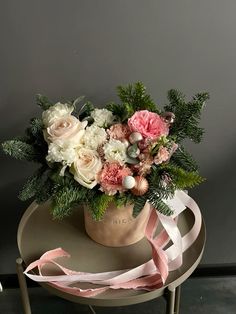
[0,1,236,274]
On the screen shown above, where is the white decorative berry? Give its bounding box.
[122,176,136,189]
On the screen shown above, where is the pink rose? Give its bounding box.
[128,110,169,140]
[98,163,132,195]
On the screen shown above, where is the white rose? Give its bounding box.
[45,115,87,145]
[103,139,127,165]
[81,125,107,150]
[42,102,74,127]
[71,148,102,189]
[91,108,114,127]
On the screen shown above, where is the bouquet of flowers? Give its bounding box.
[2,82,209,220]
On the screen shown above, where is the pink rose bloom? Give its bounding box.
[98,163,132,195]
[128,110,169,140]
[107,123,131,141]
[154,146,170,165]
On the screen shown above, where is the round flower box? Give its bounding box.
[84,202,151,247]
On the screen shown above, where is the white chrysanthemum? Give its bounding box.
[91,108,114,127]
[103,139,127,165]
[81,125,107,150]
[42,102,74,127]
[46,142,77,166]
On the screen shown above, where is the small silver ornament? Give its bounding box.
[121,139,130,147]
[162,112,175,124]
[122,176,136,189]
[127,143,140,159]
[126,156,139,164]
[129,132,143,144]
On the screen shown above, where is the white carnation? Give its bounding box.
[91,108,114,127]
[46,142,77,166]
[42,102,74,127]
[81,125,107,150]
[103,139,127,165]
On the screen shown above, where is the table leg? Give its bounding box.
[166,286,176,314]
[16,258,32,314]
[174,285,181,314]
[88,305,97,313]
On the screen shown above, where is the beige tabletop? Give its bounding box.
[17,201,206,307]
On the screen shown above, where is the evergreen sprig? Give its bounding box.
[89,193,114,221]
[133,195,148,217]
[51,184,88,220]
[2,140,40,161]
[164,89,209,143]
[36,94,53,111]
[161,164,205,189]
[117,82,158,112]
[171,146,198,172]
[106,82,159,122]
[18,166,47,201]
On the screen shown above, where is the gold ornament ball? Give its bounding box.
[131,176,149,196]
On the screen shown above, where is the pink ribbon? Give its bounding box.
[24,191,202,297]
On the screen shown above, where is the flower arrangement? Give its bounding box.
[2,82,209,220]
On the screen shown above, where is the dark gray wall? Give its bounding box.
[1,0,236,274]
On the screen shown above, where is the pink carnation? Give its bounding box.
[107,123,131,140]
[154,146,170,165]
[128,110,169,140]
[98,163,132,195]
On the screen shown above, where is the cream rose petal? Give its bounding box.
[46,115,87,145]
[71,148,102,189]
[42,102,74,127]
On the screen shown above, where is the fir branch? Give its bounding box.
[26,118,44,139]
[148,165,175,199]
[117,82,158,113]
[148,198,174,216]
[36,94,53,111]
[2,140,40,162]
[171,146,198,172]
[35,177,54,203]
[18,166,47,201]
[164,89,209,143]
[89,194,114,221]
[114,193,134,208]
[51,184,88,220]
[105,102,128,122]
[162,164,205,189]
[133,195,147,218]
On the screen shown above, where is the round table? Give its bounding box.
[16,201,206,314]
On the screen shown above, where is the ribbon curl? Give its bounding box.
[24,191,202,297]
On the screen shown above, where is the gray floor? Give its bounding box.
[0,277,236,314]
